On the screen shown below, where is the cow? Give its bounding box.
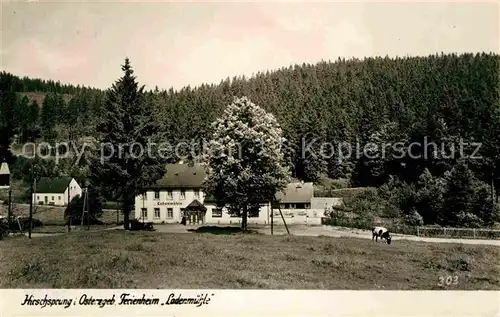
[372,226,392,244]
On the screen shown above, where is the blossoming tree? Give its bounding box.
[202,96,290,231]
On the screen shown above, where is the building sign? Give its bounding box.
[157,202,183,206]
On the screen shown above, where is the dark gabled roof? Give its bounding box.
[36,177,73,194]
[153,164,207,189]
[275,182,314,203]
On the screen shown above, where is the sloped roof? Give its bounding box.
[185,199,207,211]
[275,182,314,203]
[154,164,207,189]
[36,177,73,194]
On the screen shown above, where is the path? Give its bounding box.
[153,224,500,247]
[260,225,500,246]
[11,224,500,247]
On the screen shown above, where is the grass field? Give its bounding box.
[0,230,498,289]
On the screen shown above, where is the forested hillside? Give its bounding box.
[1,52,499,227]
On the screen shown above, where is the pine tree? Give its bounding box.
[26,99,40,142]
[0,83,17,163]
[40,93,58,141]
[442,162,495,227]
[14,96,30,143]
[88,58,165,230]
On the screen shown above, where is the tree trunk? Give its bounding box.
[122,199,133,230]
[491,175,496,203]
[242,204,248,232]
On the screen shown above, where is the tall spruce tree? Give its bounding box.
[40,93,58,141]
[26,100,40,142]
[89,58,164,230]
[0,88,17,163]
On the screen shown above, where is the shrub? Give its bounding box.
[454,212,484,228]
[442,163,496,227]
[403,208,424,226]
[130,219,155,231]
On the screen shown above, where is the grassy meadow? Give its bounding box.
[0,230,498,289]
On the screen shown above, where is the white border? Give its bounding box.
[1,290,499,317]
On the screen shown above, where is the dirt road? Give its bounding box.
[10,224,500,247]
[152,224,500,247]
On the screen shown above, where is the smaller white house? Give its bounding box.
[274,181,343,225]
[33,177,82,206]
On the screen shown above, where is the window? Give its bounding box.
[167,208,173,218]
[141,208,147,218]
[212,208,222,218]
[180,190,186,200]
[154,191,160,200]
[167,190,173,199]
[154,208,160,219]
[194,190,199,199]
[58,196,61,201]
[36,196,39,201]
[52,196,54,201]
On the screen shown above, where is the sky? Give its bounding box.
[1,1,498,91]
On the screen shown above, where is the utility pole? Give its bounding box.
[271,202,274,235]
[278,203,290,235]
[28,173,33,239]
[29,140,38,238]
[7,185,12,232]
[81,187,90,230]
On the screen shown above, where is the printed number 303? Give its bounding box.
[438,276,458,286]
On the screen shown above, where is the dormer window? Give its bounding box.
[180,190,186,200]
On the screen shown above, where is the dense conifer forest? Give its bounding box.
[1,52,499,228]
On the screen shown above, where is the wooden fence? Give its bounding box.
[321,217,500,240]
[415,227,500,239]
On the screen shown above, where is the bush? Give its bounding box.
[14,217,43,231]
[130,219,155,231]
[64,190,103,221]
[66,216,104,226]
[442,163,496,227]
[0,220,7,239]
[455,212,484,228]
[403,208,424,226]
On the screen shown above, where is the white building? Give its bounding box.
[33,177,82,206]
[134,164,342,226]
[275,181,343,225]
[134,163,271,225]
